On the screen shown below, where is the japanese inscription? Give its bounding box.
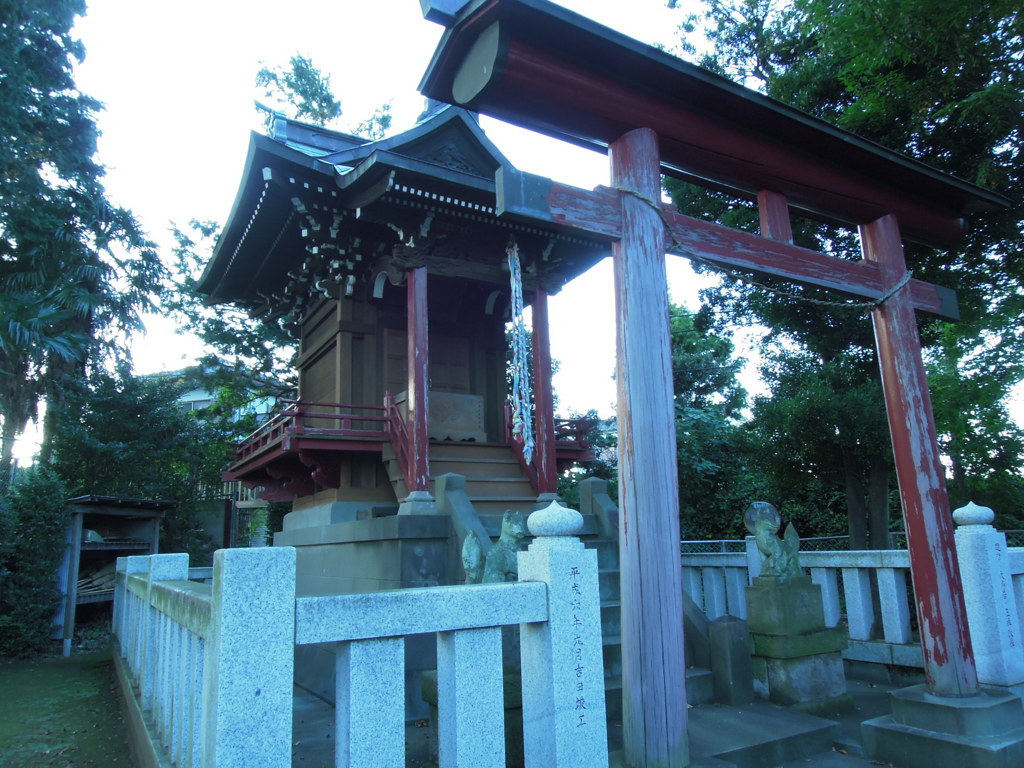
[568,564,588,727]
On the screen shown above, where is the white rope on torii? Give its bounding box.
[507,241,535,466]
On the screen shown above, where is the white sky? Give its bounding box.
[70,0,719,420]
[66,0,1022,429]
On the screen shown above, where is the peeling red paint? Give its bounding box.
[862,216,978,696]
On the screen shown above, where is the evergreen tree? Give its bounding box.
[668,0,1024,539]
[0,0,164,485]
[48,368,232,563]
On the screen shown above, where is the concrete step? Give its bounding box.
[586,538,620,570]
[688,701,840,768]
[600,602,621,638]
[599,569,620,602]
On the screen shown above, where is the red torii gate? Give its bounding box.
[419,1,1009,765]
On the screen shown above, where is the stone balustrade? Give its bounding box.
[682,514,1024,676]
[112,501,608,768]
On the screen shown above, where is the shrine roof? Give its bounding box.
[199,104,607,306]
[419,0,1009,249]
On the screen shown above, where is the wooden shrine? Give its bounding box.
[201,104,599,518]
[200,103,607,710]
[417,1,1010,766]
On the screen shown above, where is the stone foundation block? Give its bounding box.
[751,626,848,659]
[746,577,826,636]
[863,685,1024,768]
[753,652,847,706]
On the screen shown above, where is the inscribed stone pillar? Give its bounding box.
[518,501,608,768]
[953,502,1024,687]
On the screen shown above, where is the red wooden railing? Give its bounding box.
[383,391,414,493]
[503,403,595,490]
[231,399,388,464]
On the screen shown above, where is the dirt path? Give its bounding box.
[0,650,132,768]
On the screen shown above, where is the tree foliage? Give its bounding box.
[256,54,342,127]
[162,220,297,397]
[669,0,1024,538]
[47,368,235,562]
[670,305,763,539]
[0,466,69,656]
[255,54,392,139]
[0,0,164,485]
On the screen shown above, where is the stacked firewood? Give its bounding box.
[77,561,117,597]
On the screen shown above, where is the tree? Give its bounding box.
[48,368,232,562]
[256,54,342,127]
[670,305,763,539]
[162,220,297,398]
[0,466,69,656]
[669,0,1024,539]
[748,346,896,547]
[0,0,164,486]
[256,54,392,139]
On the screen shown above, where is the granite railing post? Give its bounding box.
[518,500,609,768]
[201,546,296,768]
[953,502,1024,687]
[745,535,761,582]
[141,553,190,713]
[114,554,150,659]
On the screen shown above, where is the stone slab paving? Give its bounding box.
[292,677,895,767]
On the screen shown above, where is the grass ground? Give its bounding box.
[0,611,133,768]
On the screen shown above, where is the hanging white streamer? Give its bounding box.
[507,243,534,465]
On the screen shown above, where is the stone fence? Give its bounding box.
[112,504,608,768]
[682,505,1024,683]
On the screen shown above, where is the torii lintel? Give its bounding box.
[496,167,960,320]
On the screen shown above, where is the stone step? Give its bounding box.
[428,458,522,478]
[599,569,620,602]
[602,636,622,680]
[457,478,537,498]
[587,538,620,570]
[602,667,715,739]
[688,701,841,768]
[427,442,520,460]
[600,602,621,638]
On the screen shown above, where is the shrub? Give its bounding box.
[0,467,69,656]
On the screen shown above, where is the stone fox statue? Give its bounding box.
[461,510,527,583]
[745,501,802,581]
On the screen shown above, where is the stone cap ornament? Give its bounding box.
[527,499,584,537]
[952,501,995,528]
[745,501,803,581]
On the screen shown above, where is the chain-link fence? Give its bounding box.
[680,539,747,554]
[682,528,1023,555]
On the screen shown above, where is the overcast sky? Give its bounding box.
[71,0,718,418]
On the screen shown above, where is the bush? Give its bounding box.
[0,467,69,656]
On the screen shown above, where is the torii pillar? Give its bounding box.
[419,0,1012,764]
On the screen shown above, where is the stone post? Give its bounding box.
[953,502,1024,687]
[201,546,296,768]
[745,535,761,582]
[864,501,1024,767]
[142,553,189,712]
[518,500,609,768]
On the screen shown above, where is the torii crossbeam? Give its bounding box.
[419,1,1009,766]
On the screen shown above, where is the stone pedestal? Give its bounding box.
[862,684,1024,768]
[746,576,850,713]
